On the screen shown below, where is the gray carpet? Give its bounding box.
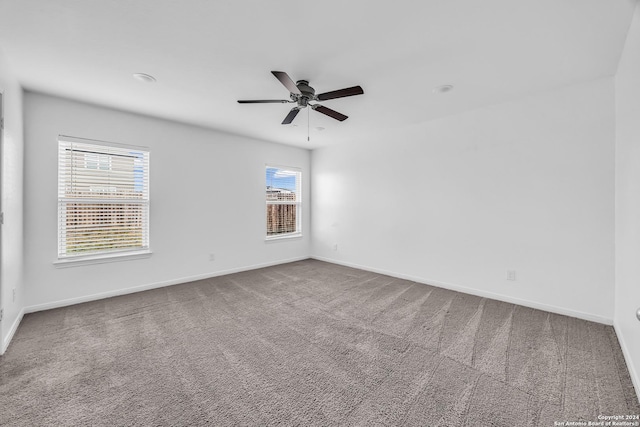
[1,260,638,426]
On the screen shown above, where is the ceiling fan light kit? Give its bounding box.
[238,71,364,125]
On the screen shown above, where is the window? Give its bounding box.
[266,166,301,239]
[57,136,150,259]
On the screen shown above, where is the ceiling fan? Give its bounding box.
[238,71,364,125]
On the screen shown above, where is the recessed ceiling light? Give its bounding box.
[133,73,156,83]
[433,84,454,94]
[315,126,325,131]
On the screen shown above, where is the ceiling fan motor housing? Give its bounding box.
[294,80,315,107]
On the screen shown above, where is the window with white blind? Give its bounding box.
[266,166,301,239]
[57,136,150,260]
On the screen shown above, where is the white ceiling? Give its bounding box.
[0,0,635,149]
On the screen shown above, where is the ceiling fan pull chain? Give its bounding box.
[308,107,310,142]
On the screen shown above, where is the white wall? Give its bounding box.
[23,92,310,309]
[0,49,25,354]
[614,0,640,400]
[312,77,615,324]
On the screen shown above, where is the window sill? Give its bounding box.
[54,250,152,268]
[265,233,302,242]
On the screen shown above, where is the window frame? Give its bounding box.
[265,165,302,241]
[55,135,151,266]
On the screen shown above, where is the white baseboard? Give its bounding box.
[613,320,640,404]
[311,255,613,325]
[1,307,25,355]
[24,256,310,315]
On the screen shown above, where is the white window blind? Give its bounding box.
[266,166,301,238]
[58,136,150,258]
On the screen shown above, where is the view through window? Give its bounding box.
[266,166,301,238]
[58,136,150,258]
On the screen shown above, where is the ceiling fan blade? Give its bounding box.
[317,85,364,101]
[282,107,300,125]
[313,105,348,121]
[272,71,301,95]
[237,99,290,104]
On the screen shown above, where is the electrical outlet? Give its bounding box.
[506,270,516,281]
[333,244,338,251]
[209,254,215,261]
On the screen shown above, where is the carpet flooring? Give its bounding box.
[1,259,638,426]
